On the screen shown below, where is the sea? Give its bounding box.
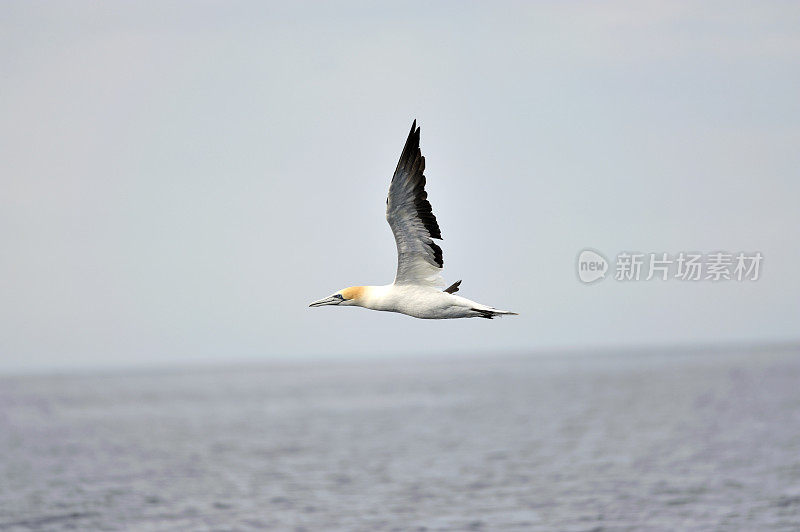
[1,346,799,531]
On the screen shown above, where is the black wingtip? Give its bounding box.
[410,119,419,137]
[444,280,462,294]
[396,120,421,176]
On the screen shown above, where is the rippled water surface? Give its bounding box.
[2,347,800,531]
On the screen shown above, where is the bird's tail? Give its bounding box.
[471,307,519,319]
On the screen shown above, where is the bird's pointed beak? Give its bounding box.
[309,296,341,307]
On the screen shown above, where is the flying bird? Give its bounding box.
[309,121,517,319]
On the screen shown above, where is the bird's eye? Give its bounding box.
[334,294,344,300]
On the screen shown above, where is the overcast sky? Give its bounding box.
[2,2,799,372]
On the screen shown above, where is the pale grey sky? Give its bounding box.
[2,2,799,372]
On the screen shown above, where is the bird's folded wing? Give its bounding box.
[386,121,444,287]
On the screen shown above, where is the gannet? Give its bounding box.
[309,121,517,319]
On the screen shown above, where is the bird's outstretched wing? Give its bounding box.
[386,121,444,286]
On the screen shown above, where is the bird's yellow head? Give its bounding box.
[309,286,365,307]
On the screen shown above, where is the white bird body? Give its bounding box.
[309,121,517,320]
[346,284,515,320]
